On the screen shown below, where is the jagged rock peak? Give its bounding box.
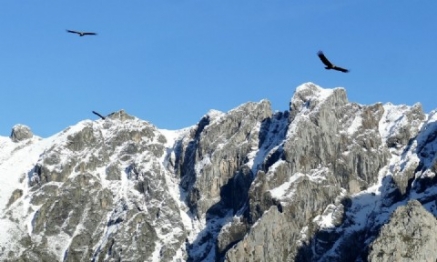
[107,109,135,121]
[10,124,33,142]
[290,82,347,112]
[205,109,225,120]
[3,83,437,262]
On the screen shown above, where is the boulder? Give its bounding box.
[10,124,33,142]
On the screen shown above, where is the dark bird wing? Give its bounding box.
[66,29,80,34]
[66,30,97,36]
[92,111,106,120]
[317,51,333,67]
[332,66,349,73]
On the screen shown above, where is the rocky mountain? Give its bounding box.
[1,82,437,261]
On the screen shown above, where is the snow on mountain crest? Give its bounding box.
[205,109,225,121]
[2,84,437,261]
[294,82,337,99]
[291,82,344,112]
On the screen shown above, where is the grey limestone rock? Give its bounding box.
[177,100,272,217]
[368,200,437,262]
[66,124,101,152]
[10,124,33,142]
[105,162,121,180]
[225,206,292,262]
[2,110,187,262]
[3,83,437,262]
[6,189,23,207]
[107,109,135,121]
[225,84,388,261]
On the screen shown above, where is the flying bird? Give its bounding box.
[66,30,97,37]
[92,111,106,120]
[317,51,349,73]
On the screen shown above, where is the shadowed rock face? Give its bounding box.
[223,84,389,261]
[2,83,437,262]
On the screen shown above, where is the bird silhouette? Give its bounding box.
[66,30,97,37]
[92,111,105,120]
[317,51,349,73]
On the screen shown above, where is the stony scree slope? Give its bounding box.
[1,83,437,262]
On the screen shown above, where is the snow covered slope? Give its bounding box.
[1,83,437,261]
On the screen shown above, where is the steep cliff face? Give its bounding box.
[1,83,437,261]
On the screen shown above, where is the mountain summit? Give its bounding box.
[1,83,437,261]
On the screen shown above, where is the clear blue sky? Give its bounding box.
[1,1,436,137]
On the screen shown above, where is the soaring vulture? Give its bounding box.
[66,30,97,37]
[317,51,349,73]
[92,111,106,120]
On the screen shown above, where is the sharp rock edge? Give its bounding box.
[1,83,437,261]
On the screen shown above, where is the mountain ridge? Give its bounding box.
[1,82,437,261]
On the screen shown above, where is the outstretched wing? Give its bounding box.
[66,30,97,36]
[66,29,80,35]
[317,51,333,67]
[92,111,106,120]
[333,66,349,73]
[82,32,97,36]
